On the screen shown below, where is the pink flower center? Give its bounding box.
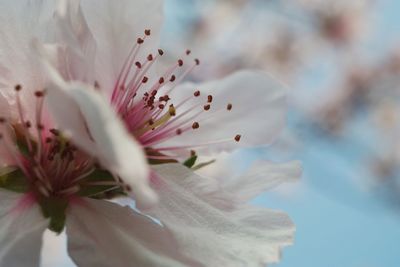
[0,86,94,199]
[110,29,241,160]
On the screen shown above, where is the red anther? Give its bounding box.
[0,117,5,123]
[194,58,200,65]
[227,103,233,111]
[35,91,45,97]
[25,121,32,128]
[159,77,165,84]
[158,49,164,56]
[169,75,176,82]
[234,134,241,142]
[186,49,191,55]
[135,61,142,68]
[45,137,52,143]
[142,76,149,83]
[203,104,211,111]
[194,90,200,97]
[176,128,182,135]
[14,84,22,91]
[151,90,157,96]
[147,54,153,61]
[148,119,154,125]
[178,59,184,67]
[144,29,151,36]
[137,38,144,44]
[49,128,60,136]
[192,122,200,129]
[207,95,213,103]
[158,104,165,109]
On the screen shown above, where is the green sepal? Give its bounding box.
[0,168,29,193]
[183,154,198,168]
[77,169,126,199]
[39,197,68,234]
[192,159,216,170]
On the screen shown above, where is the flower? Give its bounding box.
[0,0,301,266]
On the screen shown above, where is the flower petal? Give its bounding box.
[218,160,302,206]
[79,0,164,93]
[52,0,97,82]
[0,190,48,267]
[66,198,201,267]
[45,76,156,206]
[157,71,287,155]
[149,164,295,266]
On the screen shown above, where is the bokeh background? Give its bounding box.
[162,0,400,266]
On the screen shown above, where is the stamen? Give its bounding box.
[227,103,233,110]
[234,134,241,142]
[192,122,200,129]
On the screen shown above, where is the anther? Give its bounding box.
[158,104,165,109]
[169,105,176,116]
[94,81,100,89]
[186,49,191,55]
[227,103,233,111]
[142,76,149,83]
[0,117,5,123]
[37,124,44,130]
[34,91,45,97]
[14,84,22,91]
[45,137,52,143]
[144,29,151,36]
[169,75,176,82]
[176,128,182,135]
[234,134,241,142]
[194,90,200,97]
[147,54,153,61]
[194,58,200,65]
[49,129,60,136]
[151,90,157,96]
[192,122,200,129]
[203,104,211,111]
[137,38,144,44]
[178,59,184,67]
[207,95,213,103]
[25,121,32,128]
[159,77,164,84]
[135,61,142,68]
[158,49,164,56]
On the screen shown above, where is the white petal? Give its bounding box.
[158,71,287,155]
[149,164,295,267]
[52,0,96,82]
[0,1,56,118]
[45,76,156,207]
[66,198,201,267]
[79,0,164,93]
[0,190,48,267]
[220,160,302,205]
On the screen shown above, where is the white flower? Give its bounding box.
[0,0,301,266]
